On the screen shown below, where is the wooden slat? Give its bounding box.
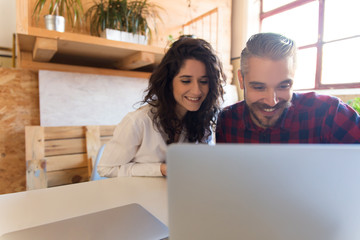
[33,37,58,62]
[46,153,87,172]
[44,126,85,140]
[100,136,113,146]
[25,126,45,161]
[27,27,165,56]
[100,125,116,136]
[47,167,88,187]
[25,124,115,189]
[44,138,86,156]
[16,0,29,34]
[183,8,219,27]
[85,126,101,177]
[115,52,155,70]
[19,51,152,79]
[26,159,47,190]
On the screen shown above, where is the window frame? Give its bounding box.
[260,0,360,90]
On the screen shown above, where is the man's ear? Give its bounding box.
[238,69,244,89]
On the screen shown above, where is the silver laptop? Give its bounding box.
[0,203,168,240]
[167,144,360,240]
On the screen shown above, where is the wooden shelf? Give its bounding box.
[17,27,166,78]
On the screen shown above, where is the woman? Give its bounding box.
[98,37,225,177]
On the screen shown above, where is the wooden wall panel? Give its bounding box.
[149,0,233,81]
[0,67,39,194]
[20,0,233,80]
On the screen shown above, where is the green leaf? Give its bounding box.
[32,0,84,28]
[347,97,360,114]
[85,0,162,41]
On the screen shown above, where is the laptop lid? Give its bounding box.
[0,203,168,240]
[167,144,360,240]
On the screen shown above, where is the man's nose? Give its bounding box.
[263,90,279,106]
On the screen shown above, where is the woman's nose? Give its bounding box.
[190,82,201,94]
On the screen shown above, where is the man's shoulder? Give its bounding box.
[220,101,246,118]
[292,92,340,109]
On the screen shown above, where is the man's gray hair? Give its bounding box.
[240,32,297,77]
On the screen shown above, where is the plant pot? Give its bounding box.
[44,15,65,32]
[135,34,148,45]
[100,29,148,45]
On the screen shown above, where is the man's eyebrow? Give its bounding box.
[278,79,293,85]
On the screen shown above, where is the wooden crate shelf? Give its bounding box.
[17,27,166,78]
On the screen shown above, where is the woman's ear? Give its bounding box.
[238,69,244,89]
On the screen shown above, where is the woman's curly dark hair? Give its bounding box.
[142,37,225,144]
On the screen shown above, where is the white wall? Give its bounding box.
[39,70,149,126]
[0,0,16,56]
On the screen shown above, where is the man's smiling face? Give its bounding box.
[239,57,295,128]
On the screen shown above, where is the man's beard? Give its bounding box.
[247,100,292,128]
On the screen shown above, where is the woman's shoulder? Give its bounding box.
[114,104,156,135]
[123,104,155,124]
[125,104,149,116]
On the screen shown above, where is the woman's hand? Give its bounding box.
[160,163,167,176]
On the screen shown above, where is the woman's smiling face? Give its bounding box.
[172,59,209,119]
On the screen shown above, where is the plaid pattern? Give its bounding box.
[216,92,360,143]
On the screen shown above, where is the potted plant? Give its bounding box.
[33,0,84,32]
[85,0,162,44]
[347,97,360,115]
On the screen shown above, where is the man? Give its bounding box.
[216,32,360,143]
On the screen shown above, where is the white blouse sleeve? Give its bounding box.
[97,112,163,177]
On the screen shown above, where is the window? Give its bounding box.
[260,0,360,90]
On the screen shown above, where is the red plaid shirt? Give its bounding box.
[216,92,360,143]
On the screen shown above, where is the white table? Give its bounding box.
[0,177,168,236]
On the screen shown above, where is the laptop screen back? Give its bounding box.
[167,144,360,240]
[0,203,168,240]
